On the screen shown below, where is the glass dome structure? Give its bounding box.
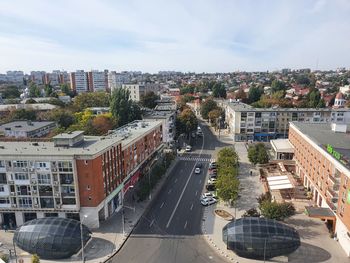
[14,217,91,259]
[223,217,300,259]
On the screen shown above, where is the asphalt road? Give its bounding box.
[110,121,229,263]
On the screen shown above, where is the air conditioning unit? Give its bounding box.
[8,180,14,184]
[10,192,15,196]
[12,204,17,208]
[55,193,60,197]
[55,204,62,209]
[32,190,37,194]
[52,168,57,172]
[29,168,34,172]
[34,204,39,208]
[54,181,59,185]
[31,180,37,184]
[22,168,27,171]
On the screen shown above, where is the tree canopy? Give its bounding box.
[176,108,198,136]
[29,83,42,98]
[248,86,263,103]
[1,85,21,99]
[140,91,159,109]
[110,88,141,126]
[212,83,227,98]
[73,92,110,111]
[271,80,286,93]
[200,98,218,119]
[248,143,269,165]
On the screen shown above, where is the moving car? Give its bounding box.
[185,145,192,152]
[200,197,217,206]
[194,167,201,174]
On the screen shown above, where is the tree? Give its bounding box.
[176,108,198,136]
[31,254,40,263]
[29,82,41,98]
[200,98,217,119]
[260,201,295,221]
[110,88,141,127]
[235,88,247,102]
[180,85,195,95]
[9,109,36,121]
[295,74,311,86]
[91,114,117,135]
[248,86,263,103]
[48,109,75,129]
[216,175,239,205]
[212,83,227,98]
[73,92,110,111]
[208,109,221,127]
[44,83,53,97]
[271,80,286,93]
[60,83,74,97]
[1,85,20,98]
[242,208,261,217]
[248,143,269,165]
[307,88,321,108]
[140,91,159,109]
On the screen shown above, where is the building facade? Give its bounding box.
[289,122,350,256]
[221,100,350,142]
[87,70,108,92]
[70,70,88,94]
[0,120,163,229]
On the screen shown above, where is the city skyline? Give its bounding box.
[1,0,350,73]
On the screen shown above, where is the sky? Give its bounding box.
[0,0,350,73]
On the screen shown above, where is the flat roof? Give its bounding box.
[223,100,349,113]
[305,206,335,219]
[0,103,57,111]
[0,120,162,158]
[291,122,350,169]
[270,139,294,153]
[53,131,84,139]
[0,121,55,133]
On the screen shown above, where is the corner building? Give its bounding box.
[289,122,350,256]
[0,120,163,229]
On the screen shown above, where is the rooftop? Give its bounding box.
[0,103,57,112]
[291,122,350,169]
[270,139,294,153]
[223,100,349,112]
[0,120,162,158]
[0,121,55,133]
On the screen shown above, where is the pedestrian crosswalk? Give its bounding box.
[178,157,215,162]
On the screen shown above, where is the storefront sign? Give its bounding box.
[327,144,342,160]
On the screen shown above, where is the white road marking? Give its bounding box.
[168,189,172,194]
[184,221,188,229]
[166,125,205,229]
[195,190,198,196]
[174,178,177,183]
[149,219,154,227]
[199,179,202,184]
[190,203,194,210]
[160,202,164,209]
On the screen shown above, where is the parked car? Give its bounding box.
[196,130,203,137]
[191,132,196,138]
[201,192,217,200]
[206,184,216,191]
[207,177,217,184]
[209,169,217,175]
[209,174,217,180]
[197,126,201,131]
[185,145,192,152]
[209,162,217,170]
[200,197,217,206]
[195,167,201,174]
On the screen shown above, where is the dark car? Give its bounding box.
[195,163,203,168]
[206,184,216,191]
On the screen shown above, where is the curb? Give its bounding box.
[103,158,180,263]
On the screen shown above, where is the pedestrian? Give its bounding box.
[4,224,8,232]
[250,170,253,176]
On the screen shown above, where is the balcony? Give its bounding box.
[327,187,338,198]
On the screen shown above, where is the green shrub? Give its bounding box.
[242,208,261,217]
[260,201,295,221]
[32,254,40,263]
[0,254,9,263]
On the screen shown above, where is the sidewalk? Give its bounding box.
[202,123,349,263]
[0,158,179,263]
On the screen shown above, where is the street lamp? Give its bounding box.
[80,214,88,263]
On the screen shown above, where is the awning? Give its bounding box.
[267,175,294,190]
[305,206,335,220]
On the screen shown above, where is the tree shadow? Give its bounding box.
[287,242,332,263]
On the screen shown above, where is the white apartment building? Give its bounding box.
[6,71,24,83]
[70,70,88,94]
[120,84,146,101]
[221,100,350,142]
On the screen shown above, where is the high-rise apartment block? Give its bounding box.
[30,71,45,85]
[70,70,88,94]
[221,100,350,142]
[87,70,108,92]
[6,71,24,84]
[0,120,163,229]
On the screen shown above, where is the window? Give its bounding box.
[0,185,4,192]
[38,162,47,168]
[0,173,6,184]
[0,198,9,204]
[0,161,4,168]
[13,161,28,168]
[18,197,32,208]
[38,174,51,184]
[15,173,29,180]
